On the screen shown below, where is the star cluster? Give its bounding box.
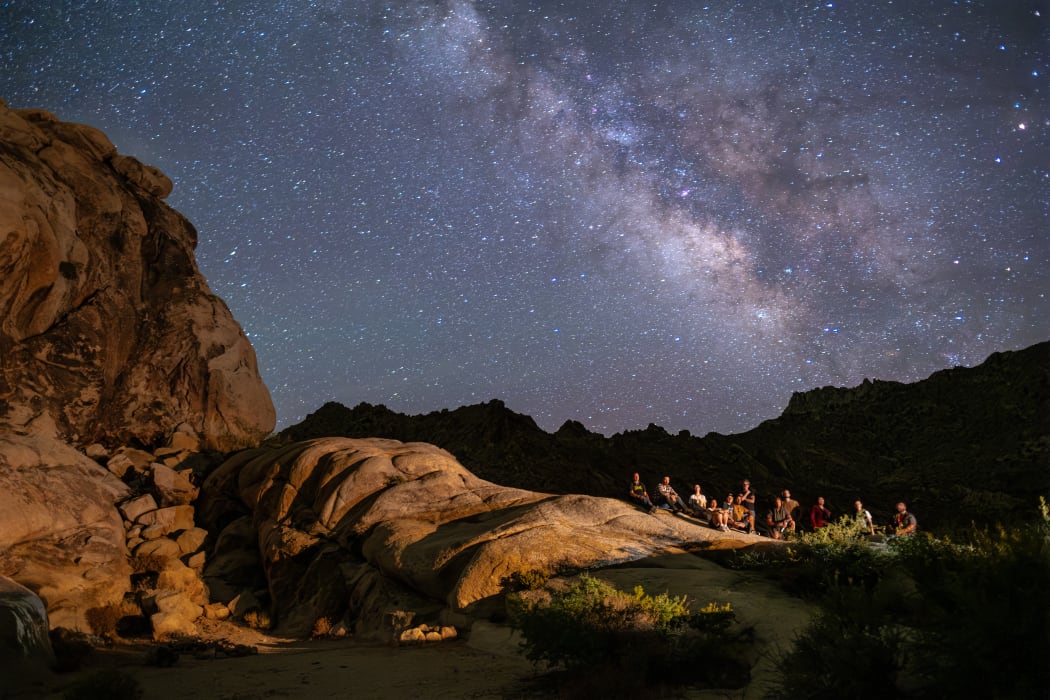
[2,1,1047,435]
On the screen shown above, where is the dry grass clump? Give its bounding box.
[85,599,143,639]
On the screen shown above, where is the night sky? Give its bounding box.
[2,1,1047,436]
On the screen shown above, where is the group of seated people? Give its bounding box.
[628,472,918,539]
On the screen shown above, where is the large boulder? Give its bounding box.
[200,437,758,638]
[0,100,274,452]
[0,428,131,630]
[0,575,55,675]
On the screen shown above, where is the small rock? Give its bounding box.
[152,464,198,507]
[150,611,197,640]
[105,453,134,479]
[175,527,208,555]
[135,505,195,536]
[398,627,426,644]
[84,443,109,460]
[133,538,181,561]
[183,551,207,571]
[119,494,158,523]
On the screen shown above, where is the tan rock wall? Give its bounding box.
[0,101,274,452]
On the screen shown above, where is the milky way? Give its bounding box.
[2,1,1047,435]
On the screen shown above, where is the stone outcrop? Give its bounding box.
[0,99,275,452]
[199,437,754,641]
[0,431,131,630]
[0,100,276,635]
[0,431,220,635]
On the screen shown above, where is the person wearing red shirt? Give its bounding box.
[809,496,832,529]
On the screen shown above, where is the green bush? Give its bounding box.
[769,501,1050,699]
[785,516,886,594]
[891,522,1050,697]
[500,568,550,592]
[508,574,751,693]
[767,585,907,699]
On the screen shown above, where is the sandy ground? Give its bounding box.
[11,550,811,700]
[13,621,545,700]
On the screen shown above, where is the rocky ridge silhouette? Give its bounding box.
[278,340,1050,532]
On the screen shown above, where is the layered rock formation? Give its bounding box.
[198,437,746,640]
[0,100,274,634]
[0,99,274,451]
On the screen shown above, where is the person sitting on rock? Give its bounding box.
[766,496,795,540]
[706,498,730,530]
[687,484,708,517]
[809,496,832,530]
[628,472,657,513]
[853,499,875,536]
[729,495,755,533]
[655,475,686,512]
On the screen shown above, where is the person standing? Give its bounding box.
[781,489,801,527]
[741,479,757,525]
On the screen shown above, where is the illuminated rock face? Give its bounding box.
[0,100,275,631]
[200,437,749,639]
[0,100,274,452]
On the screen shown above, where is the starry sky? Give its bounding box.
[2,1,1047,436]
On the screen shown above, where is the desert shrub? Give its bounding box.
[62,668,142,700]
[508,574,751,693]
[500,568,550,592]
[769,502,1050,699]
[84,605,123,639]
[129,553,166,574]
[85,600,142,639]
[785,516,887,594]
[767,585,908,699]
[889,519,1050,698]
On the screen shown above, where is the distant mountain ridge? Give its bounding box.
[278,341,1050,532]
